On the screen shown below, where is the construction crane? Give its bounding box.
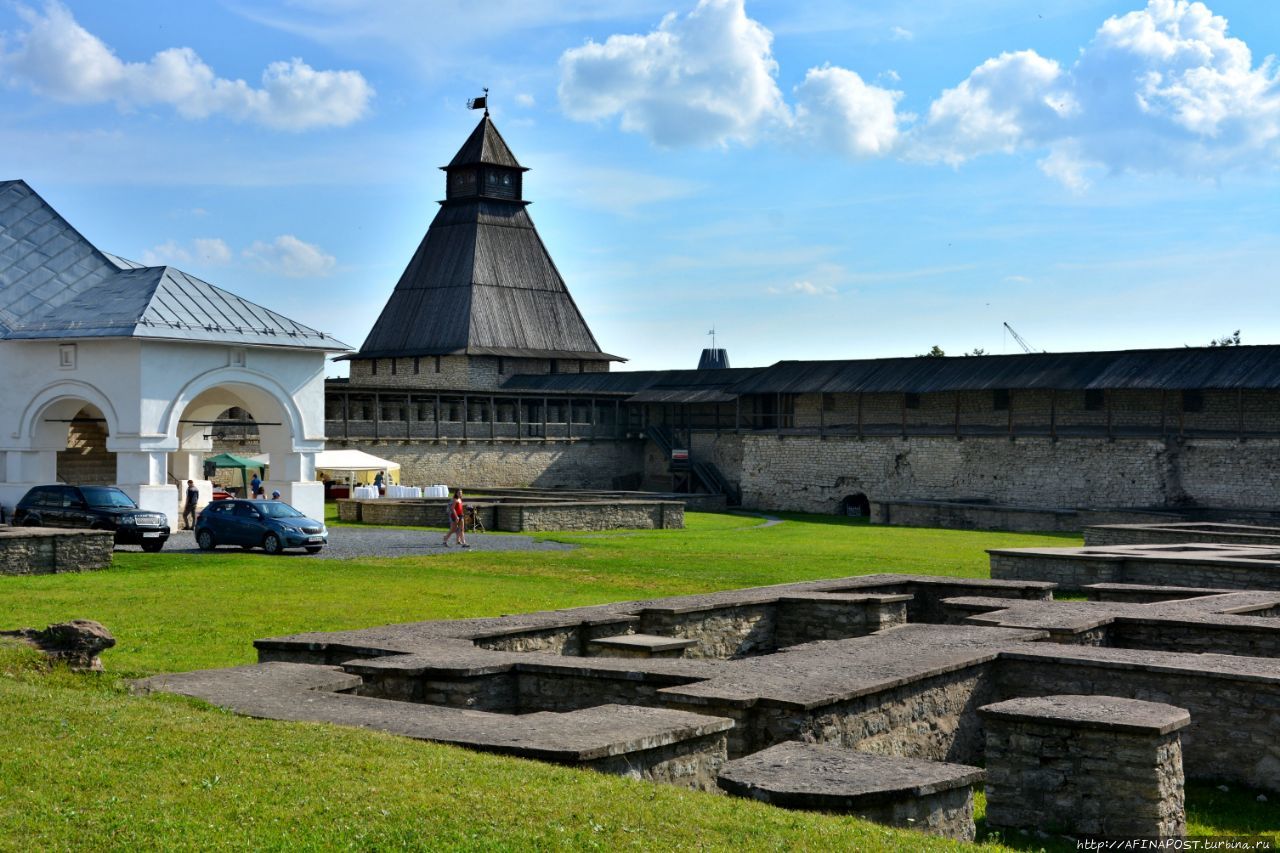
[1003,322,1040,354]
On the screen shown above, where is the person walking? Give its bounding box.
[249,471,263,499]
[442,489,469,548]
[183,479,199,530]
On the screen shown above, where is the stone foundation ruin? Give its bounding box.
[137,526,1280,840]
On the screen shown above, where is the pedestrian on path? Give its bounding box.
[183,480,199,529]
[442,489,469,548]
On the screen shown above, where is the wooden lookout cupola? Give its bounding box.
[444,115,527,203]
[346,113,623,389]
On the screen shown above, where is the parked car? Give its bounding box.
[194,499,326,555]
[14,484,170,552]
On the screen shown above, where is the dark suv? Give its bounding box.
[14,485,170,552]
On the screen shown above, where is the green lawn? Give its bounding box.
[0,512,1273,849]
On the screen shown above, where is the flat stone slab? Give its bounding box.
[718,741,983,806]
[945,591,1280,635]
[660,624,1046,710]
[135,662,733,763]
[979,694,1191,735]
[588,634,698,653]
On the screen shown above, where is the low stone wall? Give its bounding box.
[981,694,1188,838]
[847,577,1056,624]
[1082,583,1233,603]
[494,501,683,532]
[773,594,909,648]
[1084,522,1280,547]
[996,647,1280,791]
[717,743,982,841]
[871,500,1179,533]
[474,618,638,657]
[640,603,774,659]
[1111,619,1280,658]
[663,664,994,762]
[515,668,690,713]
[991,547,1280,592]
[585,729,728,791]
[335,498,683,531]
[0,527,115,575]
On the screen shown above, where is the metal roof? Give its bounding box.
[728,347,1280,395]
[354,120,619,362]
[0,180,349,350]
[445,115,526,170]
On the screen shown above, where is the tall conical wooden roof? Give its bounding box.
[354,116,621,361]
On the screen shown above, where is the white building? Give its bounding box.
[0,180,349,525]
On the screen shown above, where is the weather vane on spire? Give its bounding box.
[468,88,490,117]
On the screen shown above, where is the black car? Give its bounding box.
[14,485,170,552]
[194,499,327,555]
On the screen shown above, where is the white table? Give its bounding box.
[385,485,422,499]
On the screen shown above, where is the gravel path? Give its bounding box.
[119,527,575,560]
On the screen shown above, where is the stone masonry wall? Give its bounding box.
[0,529,115,575]
[640,604,774,659]
[496,502,683,532]
[333,441,644,491]
[773,596,908,648]
[585,730,727,793]
[983,712,1186,837]
[736,434,1280,514]
[996,654,1280,791]
[740,666,994,762]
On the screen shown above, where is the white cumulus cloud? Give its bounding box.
[911,0,1280,182]
[140,238,232,268]
[2,1,374,131]
[794,65,906,158]
[770,280,836,296]
[244,235,337,278]
[557,0,788,147]
[911,50,1070,166]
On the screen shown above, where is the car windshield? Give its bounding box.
[81,487,137,508]
[258,502,305,519]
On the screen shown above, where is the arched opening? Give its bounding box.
[56,404,115,485]
[166,377,320,520]
[840,493,871,518]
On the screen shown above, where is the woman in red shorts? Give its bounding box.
[442,489,469,548]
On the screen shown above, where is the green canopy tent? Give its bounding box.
[203,452,267,496]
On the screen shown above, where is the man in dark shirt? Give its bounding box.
[183,480,199,530]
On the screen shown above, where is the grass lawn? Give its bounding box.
[0,511,1274,849]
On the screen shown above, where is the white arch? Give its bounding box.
[161,366,311,448]
[19,380,122,449]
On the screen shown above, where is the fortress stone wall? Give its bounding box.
[320,383,1280,517]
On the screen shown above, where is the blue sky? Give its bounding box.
[2,0,1278,372]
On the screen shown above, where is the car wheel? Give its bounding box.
[304,546,323,554]
[196,529,216,551]
[263,533,282,555]
[141,540,165,553]
[22,516,41,527]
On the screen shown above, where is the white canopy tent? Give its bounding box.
[249,450,402,485]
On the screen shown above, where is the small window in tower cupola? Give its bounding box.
[449,169,478,198]
[484,168,517,199]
